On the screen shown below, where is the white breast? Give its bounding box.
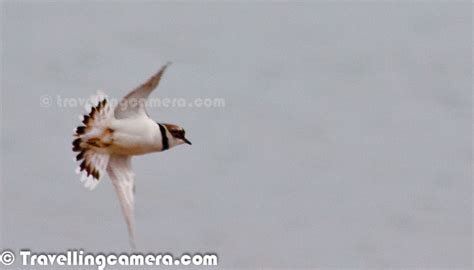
[108,117,163,155]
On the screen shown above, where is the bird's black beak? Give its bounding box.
[183,138,192,145]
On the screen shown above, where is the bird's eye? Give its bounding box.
[171,129,184,138]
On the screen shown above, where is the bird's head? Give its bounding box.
[162,123,192,147]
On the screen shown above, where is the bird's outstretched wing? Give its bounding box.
[114,63,171,119]
[107,154,136,249]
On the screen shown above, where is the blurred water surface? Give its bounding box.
[0,2,471,268]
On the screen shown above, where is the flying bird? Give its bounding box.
[72,63,191,248]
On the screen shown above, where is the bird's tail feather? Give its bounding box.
[73,92,114,190]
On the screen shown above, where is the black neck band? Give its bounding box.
[158,123,169,151]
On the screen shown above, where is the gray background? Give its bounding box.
[1,1,472,269]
